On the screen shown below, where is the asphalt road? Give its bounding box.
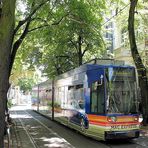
[10,105,148,148]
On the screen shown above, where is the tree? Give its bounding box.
[0,0,67,146]
[54,0,105,66]
[18,77,36,93]
[128,0,148,125]
[25,0,106,77]
[0,0,16,146]
[0,0,106,146]
[10,66,38,93]
[105,0,148,124]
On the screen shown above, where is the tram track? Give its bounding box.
[13,109,74,148]
[103,137,148,148]
[11,108,148,148]
[29,111,147,148]
[105,141,148,148]
[130,138,148,148]
[21,111,127,148]
[132,142,148,148]
[14,110,40,148]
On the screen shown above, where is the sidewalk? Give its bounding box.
[4,118,35,148]
[6,105,73,148]
[4,105,36,148]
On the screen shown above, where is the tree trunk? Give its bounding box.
[0,0,16,146]
[128,0,148,125]
[78,35,83,66]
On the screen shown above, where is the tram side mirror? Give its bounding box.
[98,75,104,86]
[94,75,104,88]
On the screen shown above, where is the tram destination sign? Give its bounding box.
[109,67,135,81]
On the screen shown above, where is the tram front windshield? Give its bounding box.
[106,67,138,114]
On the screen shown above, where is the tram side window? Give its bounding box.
[67,84,84,110]
[58,87,65,108]
[91,81,105,114]
[91,84,98,113]
[76,84,84,109]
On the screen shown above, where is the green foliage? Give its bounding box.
[47,100,60,108]
[7,100,13,109]
[109,0,148,46]
[18,77,36,93]
[13,0,148,80]
[10,0,113,80]
[22,0,106,78]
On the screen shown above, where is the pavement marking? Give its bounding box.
[24,110,75,148]
[14,111,39,148]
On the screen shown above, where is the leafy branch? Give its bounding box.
[14,0,50,35]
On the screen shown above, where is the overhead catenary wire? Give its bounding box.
[101,2,131,27]
[68,2,131,34]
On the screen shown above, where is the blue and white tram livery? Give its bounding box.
[32,63,140,140]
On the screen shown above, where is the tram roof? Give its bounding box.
[32,61,135,88]
[55,63,135,80]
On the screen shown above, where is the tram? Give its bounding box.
[32,61,140,140]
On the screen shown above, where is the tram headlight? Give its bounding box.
[134,116,139,122]
[139,114,143,123]
[107,116,117,122]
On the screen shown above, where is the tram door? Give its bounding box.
[88,69,105,114]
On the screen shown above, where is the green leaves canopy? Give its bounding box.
[18,77,36,92]
[14,0,106,78]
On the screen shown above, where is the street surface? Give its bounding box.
[10,105,148,148]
